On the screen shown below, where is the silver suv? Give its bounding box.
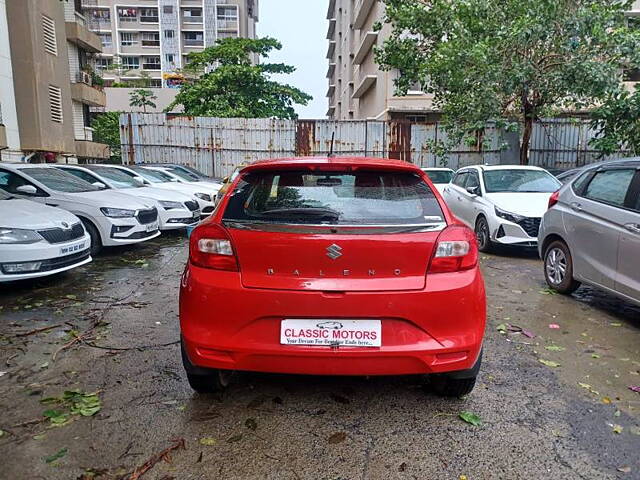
[538,159,640,305]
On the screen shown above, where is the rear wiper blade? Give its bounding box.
[259,207,341,220]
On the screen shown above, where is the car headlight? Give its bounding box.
[495,206,525,223]
[100,207,136,218]
[0,228,43,244]
[159,201,183,210]
[194,193,212,202]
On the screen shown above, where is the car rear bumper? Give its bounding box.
[180,265,486,376]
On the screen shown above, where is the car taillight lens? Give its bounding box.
[548,191,559,209]
[428,225,478,274]
[189,224,238,271]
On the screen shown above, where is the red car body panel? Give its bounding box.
[180,157,486,377]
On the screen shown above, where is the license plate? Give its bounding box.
[280,319,381,347]
[59,241,86,256]
[145,222,158,232]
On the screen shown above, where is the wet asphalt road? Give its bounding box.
[0,233,639,480]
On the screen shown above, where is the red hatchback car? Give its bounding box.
[180,157,486,396]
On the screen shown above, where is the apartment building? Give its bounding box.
[2,0,108,163]
[326,0,436,121]
[82,0,259,88]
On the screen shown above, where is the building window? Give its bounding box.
[163,5,173,14]
[165,54,175,63]
[120,32,138,46]
[164,29,175,39]
[149,79,162,88]
[95,57,111,71]
[98,33,112,48]
[217,31,238,39]
[141,32,160,47]
[117,7,138,22]
[48,85,63,123]
[139,8,159,23]
[42,15,58,56]
[183,31,204,47]
[121,56,140,70]
[217,5,238,30]
[183,7,203,23]
[142,56,161,70]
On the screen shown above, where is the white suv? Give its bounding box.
[442,165,562,251]
[0,190,91,282]
[0,164,160,254]
[56,165,201,230]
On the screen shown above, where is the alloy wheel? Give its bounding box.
[546,247,567,285]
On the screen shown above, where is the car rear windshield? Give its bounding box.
[25,168,98,193]
[424,170,454,184]
[483,169,561,193]
[223,170,445,225]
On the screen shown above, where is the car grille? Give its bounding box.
[37,223,84,244]
[184,200,199,212]
[136,207,158,225]
[516,217,541,238]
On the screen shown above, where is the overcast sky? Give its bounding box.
[257,0,329,119]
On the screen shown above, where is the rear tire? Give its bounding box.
[80,218,102,255]
[543,240,580,294]
[181,339,231,393]
[430,376,477,397]
[475,216,493,253]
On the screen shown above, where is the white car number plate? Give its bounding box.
[146,222,158,232]
[59,241,86,256]
[280,319,381,347]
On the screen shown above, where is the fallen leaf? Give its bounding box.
[577,382,599,395]
[328,432,347,444]
[602,397,612,404]
[539,359,561,368]
[540,288,558,295]
[628,385,640,393]
[610,323,622,327]
[199,437,216,446]
[612,424,623,434]
[591,354,601,359]
[496,323,508,334]
[459,476,468,480]
[33,434,46,440]
[614,410,621,417]
[545,345,566,352]
[245,418,257,431]
[44,447,68,463]
[459,411,482,426]
[226,434,243,443]
[548,324,560,329]
[617,466,631,473]
[0,429,5,437]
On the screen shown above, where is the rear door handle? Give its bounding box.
[625,223,640,234]
[570,202,583,212]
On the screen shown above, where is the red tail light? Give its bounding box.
[548,190,560,209]
[428,225,478,274]
[189,224,239,271]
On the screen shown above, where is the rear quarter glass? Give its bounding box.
[222,170,445,226]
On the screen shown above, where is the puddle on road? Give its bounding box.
[481,248,640,418]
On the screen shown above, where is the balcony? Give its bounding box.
[353,31,378,65]
[353,0,376,30]
[66,21,102,53]
[326,40,336,59]
[75,139,110,159]
[217,18,238,30]
[71,74,106,107]
[327,84,336,97]
[326,63,336,78]
[352,75,377,98]
[326,18,336,39]
[326,0,336,19]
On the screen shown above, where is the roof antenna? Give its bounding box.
[328,131,335,157]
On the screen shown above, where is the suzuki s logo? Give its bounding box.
[326,243,343,260]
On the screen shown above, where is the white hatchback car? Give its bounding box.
[0,190,91,282]
[442,165,562,251]
[56,165,201,230]
[0,164,160,254]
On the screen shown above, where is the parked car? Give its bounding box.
[421,168,455,194]
[144,166,222,193]
[180,157,486,397]
[107,165,217,217]
[56,165,201,230]
[215,165,246,204]
[442,165,562,252]
[539,158,640,306]
[145,163,223,183]
[0,189,91,282]
[0,164,160,254]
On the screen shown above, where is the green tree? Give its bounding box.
[168,37,311,118]
[590,85,640,157]
[91,112,122,163]
[129,88,157,113]
[376,0,640,164]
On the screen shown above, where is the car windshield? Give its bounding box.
[168,167,200,181]
[89,166,143,189]
[24,168,99,193]
[224,170,445,225]
[132,168,172,184]
[483,169,561,193]
[424,170,454,184]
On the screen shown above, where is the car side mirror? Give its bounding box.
[92,182,107,189]
[16,185,38,196]
[466,186,480,196]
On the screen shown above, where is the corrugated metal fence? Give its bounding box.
[120,113,616,177]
